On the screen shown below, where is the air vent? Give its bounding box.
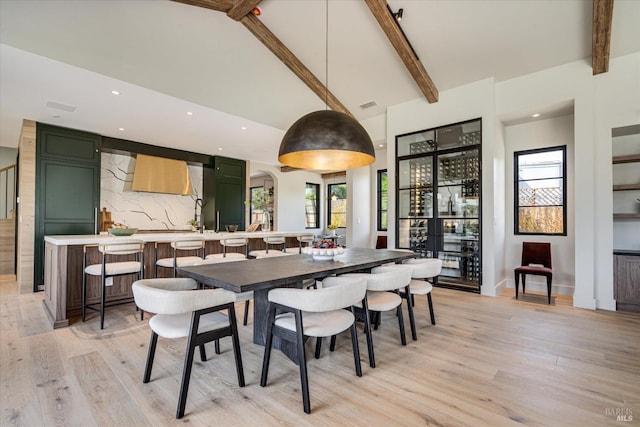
[46,101,76,112]
[359,101,377,109]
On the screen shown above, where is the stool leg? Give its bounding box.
[82,272,87,322]
[100,273,106,330]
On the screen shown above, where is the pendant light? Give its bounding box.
[278,1,375,171]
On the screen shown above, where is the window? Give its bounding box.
[514,146,566,235]
[305,183,320,228]
[328,182,347,228]
[249,186,263,224]
[377,169,388,231]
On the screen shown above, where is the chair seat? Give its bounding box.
[149,311,230,339]
[355,291,402,312]
[85,261,142,276]
[515,265,552,276]
[284,247,302,254]
[156,256,204,268]
[249,250,295,258]
[409,279,433,295]
[274,310,354,337]
[205,253,247,260]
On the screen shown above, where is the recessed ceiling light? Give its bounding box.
[186,111,193,116]
[218,147,223,151]
[532,113,541,118]
[112,90,120,95]
[241,126,247,130]
[118,127,125,131]
[378,144,384,148]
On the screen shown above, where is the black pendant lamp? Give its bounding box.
[278,110,375,170]
[277,1,375,171]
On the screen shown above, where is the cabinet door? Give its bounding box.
[35,124,100,291]
[203,156,246,231]
[615,255,640,306]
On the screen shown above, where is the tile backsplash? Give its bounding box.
[101,152,203,230]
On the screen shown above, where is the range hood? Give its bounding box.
[131,154,193,195]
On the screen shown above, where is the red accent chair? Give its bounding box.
[514,242,553,304]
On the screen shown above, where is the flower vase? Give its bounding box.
[262,211,270,232]
[332,230,336,236]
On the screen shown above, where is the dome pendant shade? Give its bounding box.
[278,110,376,170]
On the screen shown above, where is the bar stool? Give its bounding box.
[285,233,315,254]
[202,238,252,325]
[249,235,287,258]
[82,239,145,329]
[155,236,206,277]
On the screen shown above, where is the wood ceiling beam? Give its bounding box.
[364,0,438,103]
[321,171,346,180]
[227,0,263,21]
[171,0,233,13]
[240,13,354,117]
[592,0,614,75]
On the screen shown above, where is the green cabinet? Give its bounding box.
[203,156,246,232]
[35,124,100,291]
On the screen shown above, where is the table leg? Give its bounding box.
[252,287,301,364]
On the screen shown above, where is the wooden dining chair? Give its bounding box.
[514,242,553,303]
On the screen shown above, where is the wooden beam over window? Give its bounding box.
[364,0,438,103]
[592,0,614,75]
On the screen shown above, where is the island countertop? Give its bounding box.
[44,230,310,246]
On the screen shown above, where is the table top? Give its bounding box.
[178,248,417,293]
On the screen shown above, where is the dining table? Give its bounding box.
[177,248,417,359]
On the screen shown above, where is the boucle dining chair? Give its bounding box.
[82,239,145,329]
[395,258,442,340]
[132,278,245,419]
[260,276,367,414]
[340,265,413,368]
[155,236,206,278]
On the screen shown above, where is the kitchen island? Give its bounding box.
[42,231,306,328]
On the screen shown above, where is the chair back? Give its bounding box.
[221,237,249,257]
[171,237,205,252]
[521,242,552,268]
[268,277,367,312]
[263,235,286,252]
[365,265,413,291]
[375,235,387,249]
[297,234,314,246]
[132,278,235,315]
[98,239,145,255]
[402,258,443,278]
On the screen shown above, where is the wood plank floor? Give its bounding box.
[1,275,639,426]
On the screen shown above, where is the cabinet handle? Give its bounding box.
[94,207,98,235]
[216,211,220,233]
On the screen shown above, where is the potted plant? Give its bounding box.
[187,219,199,231]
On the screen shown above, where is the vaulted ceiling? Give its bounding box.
[1,0,639,167]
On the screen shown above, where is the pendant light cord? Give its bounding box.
[325,0,328,110]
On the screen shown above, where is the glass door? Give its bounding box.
[396,118,482,292]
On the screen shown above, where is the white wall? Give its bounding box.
[347,166,371,248]
[249,161,323,233]
[503,115,576,296]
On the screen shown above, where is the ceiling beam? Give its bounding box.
[240,13,354,117]
[364,0,438,103]
[227,0,263,21]
[321,171,346,180]
[592,0,614,75]
[171,0,233,13]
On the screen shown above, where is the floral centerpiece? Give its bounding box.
[302,238,344,260]
[327,223,338,235]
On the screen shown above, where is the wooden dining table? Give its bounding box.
[178,248,416,357]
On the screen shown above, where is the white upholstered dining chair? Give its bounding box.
[260,276,367,414]
[132,278,245,419]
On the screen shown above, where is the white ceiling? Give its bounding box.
[1,0,639,166]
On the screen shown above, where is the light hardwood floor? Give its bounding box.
[1,275,639,426]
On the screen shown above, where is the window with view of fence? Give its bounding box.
[514,146,567,235]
